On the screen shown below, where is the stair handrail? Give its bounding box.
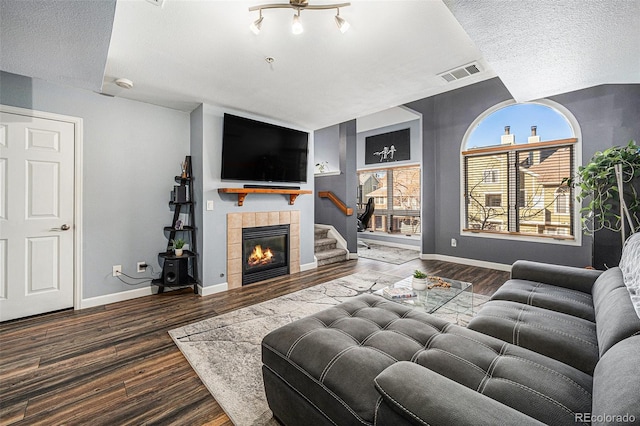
[318,191,354,216]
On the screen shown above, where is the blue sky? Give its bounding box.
[466,103,573,148]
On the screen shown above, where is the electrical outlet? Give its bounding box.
[137,262,147,273]
[451,238,457,247]
[112,265,122,276]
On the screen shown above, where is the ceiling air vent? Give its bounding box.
[439,62,482,83]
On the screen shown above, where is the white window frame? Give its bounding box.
[484,192,502,207]
[483,169,500,184]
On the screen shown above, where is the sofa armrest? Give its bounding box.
[374,362,544,426]
[511,260,602,294]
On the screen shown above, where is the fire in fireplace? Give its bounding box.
[242,224,290,285]
[248,245,274,266]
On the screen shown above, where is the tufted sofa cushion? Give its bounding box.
[591,267,640,357]
[467,299,598,374]
[591,335,640,424]
[262,294,593,425]
[488,279,596,321]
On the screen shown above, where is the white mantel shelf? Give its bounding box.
[218,188,312,206]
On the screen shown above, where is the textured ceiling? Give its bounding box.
[0,0,116,92]
[103,0,493,129]
[1,1,638,131]
[445,0,640,102]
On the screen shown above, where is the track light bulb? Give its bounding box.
[292,11,303,34]
[335,13,350,33]
[250,15,263,34]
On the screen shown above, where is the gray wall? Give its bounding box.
[191,104,316,288]
[314,123,340,174]
[314,120,358,252]
[0,71,190,299]
[406,79,640,267]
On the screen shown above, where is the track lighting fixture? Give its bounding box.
[292,9,303,34]
[250,10,264,35]
[249,0,351,35]
[334,10,350,33]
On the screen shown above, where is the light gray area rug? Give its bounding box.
[169,271,488,425]
[357,241,420,264]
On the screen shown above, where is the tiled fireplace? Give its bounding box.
[227,211,300,289]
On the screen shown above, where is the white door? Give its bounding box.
[0,110,76,321]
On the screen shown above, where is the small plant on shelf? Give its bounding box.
[171,238,186,256]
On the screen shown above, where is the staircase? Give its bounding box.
[314,226,349,266]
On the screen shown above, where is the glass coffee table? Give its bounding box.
[375,275,474,315]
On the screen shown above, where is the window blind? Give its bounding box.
[463,139,576,239]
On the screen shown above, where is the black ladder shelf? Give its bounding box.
[152,156,200,294]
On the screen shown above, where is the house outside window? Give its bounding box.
[462,101,579,242]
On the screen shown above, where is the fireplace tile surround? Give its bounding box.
[227,211,300,289]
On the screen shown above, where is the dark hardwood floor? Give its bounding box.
[0,257,509,425]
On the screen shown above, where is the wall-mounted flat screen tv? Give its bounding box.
[221,113,309,183]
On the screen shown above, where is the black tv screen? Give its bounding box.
[221,114,309,183]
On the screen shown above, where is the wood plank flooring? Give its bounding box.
[0,257,509,425]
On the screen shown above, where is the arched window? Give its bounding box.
[461,101,580,243]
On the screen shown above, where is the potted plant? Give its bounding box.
[412,269,428,290]
[172,238,186,256]
[566,140,640,268]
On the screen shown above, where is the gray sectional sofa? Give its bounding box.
[261,236,640,425]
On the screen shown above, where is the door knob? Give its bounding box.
[50,224,71,231]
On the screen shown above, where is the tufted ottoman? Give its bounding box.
[261,293,592,425]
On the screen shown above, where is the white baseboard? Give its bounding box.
[199,282,228,296]
[301,260,318,272]
[80,286,155,309]
[421,253,512,272]
[348,252,358,260]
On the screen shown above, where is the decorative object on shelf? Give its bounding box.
[412,269,428,290]
[180,159,189,178]
[172,238,186,256]
[172,185,188,203]
[315,161,329,174]
[249,0,351,35]
[152,155,200,294]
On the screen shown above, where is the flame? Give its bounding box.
[248,245,275,266]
